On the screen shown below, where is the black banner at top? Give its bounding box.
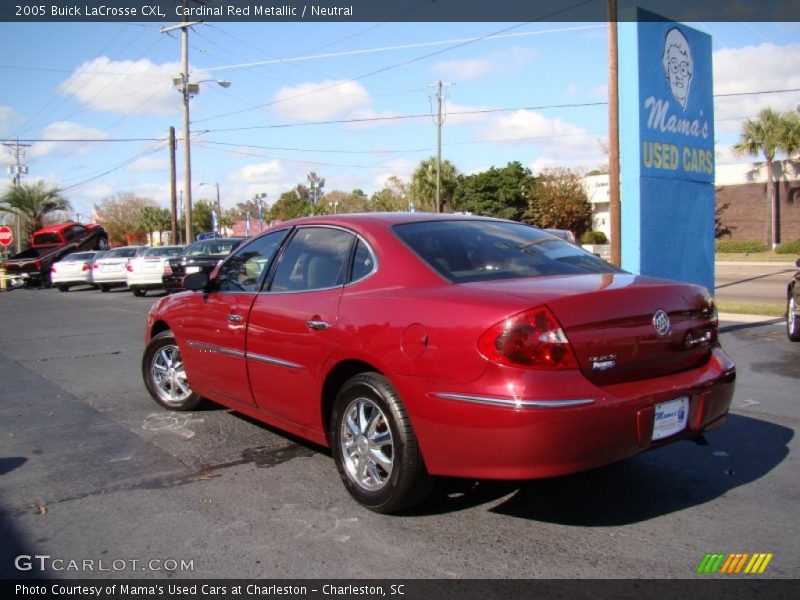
[3,0,800,23]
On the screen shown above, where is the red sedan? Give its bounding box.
[142,214,736,512]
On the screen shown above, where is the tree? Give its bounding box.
[0,181,72,243]
[94,193,158,245]
[410,157,459,212]
[306,171,326,207]
[269,191,314,222]
[453,161,534,221]
[321,189,369,214]
[192,200,215,236]
[733,107,797,248]
[137,206,171,245]
[523,167,593,238]
[371,177,408,212]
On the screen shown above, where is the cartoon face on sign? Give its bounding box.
[662,28,693,110]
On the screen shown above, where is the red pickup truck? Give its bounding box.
[1,222,108,287]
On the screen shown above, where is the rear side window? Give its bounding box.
[216,230,288,292]
[393,220,620,283]
[350,239,376,282]
[270,227,354,292]
[144,246,183,258]
[105,247,141,258]
[33,233,61,245]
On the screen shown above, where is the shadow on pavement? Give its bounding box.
[413,414,791,523]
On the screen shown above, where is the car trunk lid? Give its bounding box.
[464,274,717,385]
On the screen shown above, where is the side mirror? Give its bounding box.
[184,271,210,291]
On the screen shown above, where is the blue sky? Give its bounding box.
[1,20,799,220]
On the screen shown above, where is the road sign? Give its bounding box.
[0,225,12,247]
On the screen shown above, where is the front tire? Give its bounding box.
[788,295,800,342]
[330,373,434,513]
[142,330,203,411]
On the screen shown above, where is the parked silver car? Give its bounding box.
[50,251,105,292]
[127,246,184,297]
[92,246,148,292]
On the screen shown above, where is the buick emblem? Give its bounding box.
[653,309,671,337]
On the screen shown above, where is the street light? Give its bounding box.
[199,182,221,234]
[173,76,231,243]
[328,200,339,215]
[253,193,267,231]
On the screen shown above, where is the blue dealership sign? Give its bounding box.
[619,10,715,291]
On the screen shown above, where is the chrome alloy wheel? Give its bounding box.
[789,297,797,331]
[150,344,193,407]
[340,397,394,492]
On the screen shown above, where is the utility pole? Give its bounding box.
[429,80,452,213]
[3,138,31,253]
[161,2,199,245]
[607,0,622,267]
[168,126,178,245]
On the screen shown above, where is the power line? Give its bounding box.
[193,0,599,124]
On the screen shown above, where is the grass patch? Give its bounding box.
[716,300,786,317]
[715,252,798,263]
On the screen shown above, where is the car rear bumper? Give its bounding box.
[395,346,736,480]
[52,272,92,285]
[127,273,165,287]
[92,271,128,284]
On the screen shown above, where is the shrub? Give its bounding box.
[775,239,800,254]
[715,240,768,253]
[580,230,608,244]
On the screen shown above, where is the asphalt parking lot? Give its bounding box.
[0,286,798,580]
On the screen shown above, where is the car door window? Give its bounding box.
[270,227,354,292]
[216,230,288,292]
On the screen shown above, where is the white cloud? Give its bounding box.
[589,84,608,99]
[229,160,293,202]
[443,100,492,126]
[125,155,168,173]
[474,110,606,173]
[565,83,580,97]
[271,80,372,121]
[372,158,416,190]
[30,121,109,159]
[429,47,537,81]
[233,160,285,183]
[0,106,23,136]
[713,42,800,130]
[59,57,208,116]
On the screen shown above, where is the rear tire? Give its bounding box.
[99,284,110,292]
[330,372,435,513]
[142,330,204,411]
[788,296,800,342]
[58,284,69,292]
[131,287,146,297]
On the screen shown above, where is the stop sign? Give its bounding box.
[0,225,12,247]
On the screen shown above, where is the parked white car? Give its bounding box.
[92,246,148,292]
[126,246,184,297]
[50,251,105,292]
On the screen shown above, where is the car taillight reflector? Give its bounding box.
[126,261,133,272]
[163,265,173,275]
[50,265,57,273]
[82,263,91,272]
[478,306,578,370]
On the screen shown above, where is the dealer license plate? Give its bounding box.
[652,397,689,441]
[185,266,201,274]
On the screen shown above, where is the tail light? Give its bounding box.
[478,306,578,370]
[51,264,57,274]
[126,260,133,272]
[82,263,91,272]
[163,265,173,276]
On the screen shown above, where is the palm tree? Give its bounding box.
[733,108,792,248]
[0,181,72,244]
[410,157,459,212]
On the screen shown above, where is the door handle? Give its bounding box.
[306,320,330,330]
[226,313,244,323]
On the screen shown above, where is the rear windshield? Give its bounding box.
[144,246,183,258]
[393,220,620,283]
[63,252,95,261]
[182,239,242,257]
[105,247,141,258]
[33,233,62,245]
